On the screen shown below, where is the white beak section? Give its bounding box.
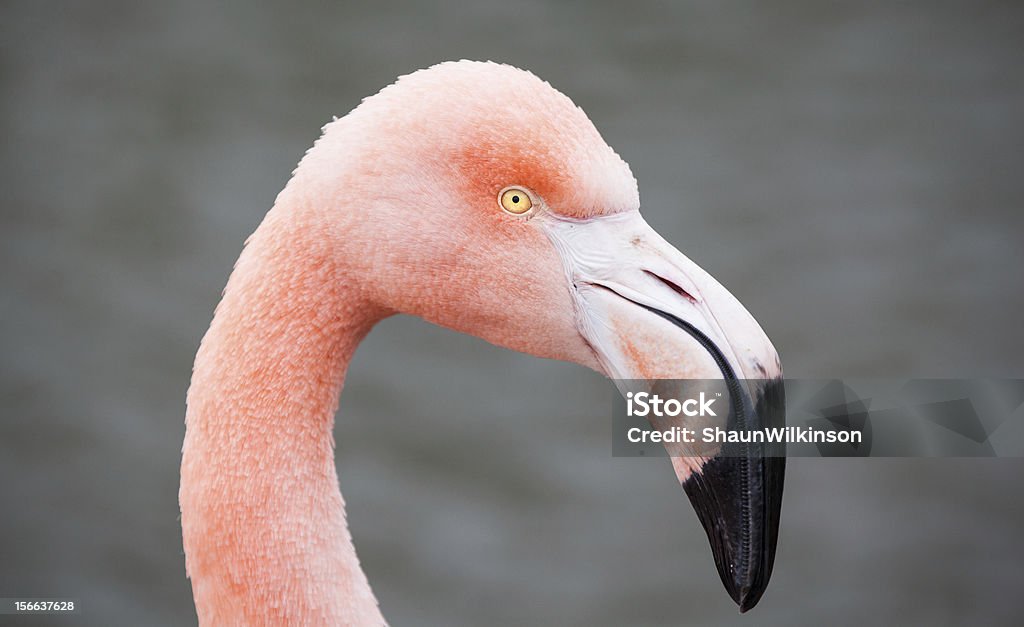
[538,210,781,385]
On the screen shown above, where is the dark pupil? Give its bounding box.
[511,195,520,204]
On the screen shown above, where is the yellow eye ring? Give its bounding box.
[499,187,534,215]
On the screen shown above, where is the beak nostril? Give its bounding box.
[644,270,697,305]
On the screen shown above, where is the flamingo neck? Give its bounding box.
[180,195,387,625]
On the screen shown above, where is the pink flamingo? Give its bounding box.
[181,61,785,625]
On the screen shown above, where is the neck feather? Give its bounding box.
[180,193,387,625]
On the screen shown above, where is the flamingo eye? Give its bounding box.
[499,187,534,214]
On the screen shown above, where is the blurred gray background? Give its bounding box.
[2,1,1023,625]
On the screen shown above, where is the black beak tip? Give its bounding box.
[737,582,763,613]
[682,377,786,613]
[683,453,780,612]
[735,562,771,612]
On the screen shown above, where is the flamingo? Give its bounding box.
[180,60,785,625]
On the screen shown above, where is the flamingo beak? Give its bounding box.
[541,210,785,611]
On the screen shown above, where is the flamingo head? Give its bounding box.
[298,61,785,611]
